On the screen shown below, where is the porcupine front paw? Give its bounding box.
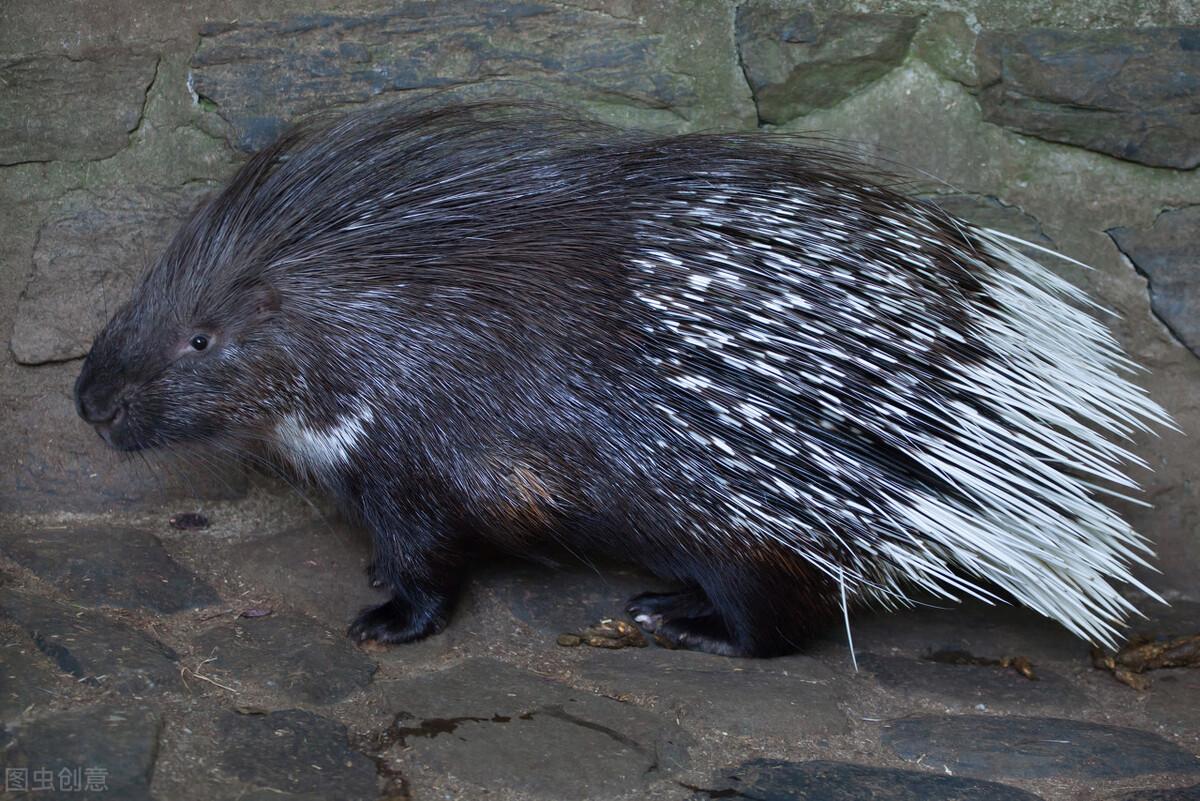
[365,559,385,589]
[626,589,745,657]
[348,597,447,644]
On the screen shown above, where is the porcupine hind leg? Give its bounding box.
[348,504,467,644]
[627,561,840,657]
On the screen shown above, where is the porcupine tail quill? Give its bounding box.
[862,228,1173,646]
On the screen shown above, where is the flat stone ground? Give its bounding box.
[1,490,1198,801]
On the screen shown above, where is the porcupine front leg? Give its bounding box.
[348,501,467,644]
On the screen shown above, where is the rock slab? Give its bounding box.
[192,613,376,704]
[0,526,219,613]
[977,28,1200,168]
[208,523,378,627]
[581,646,849,738]
[691,759,1045,800]
[1112,785,1200,801]
[12,185,213,365]
[0,51,157,165]
[191,2,697,151]
[0,639,64,720]
[0,590,180,694]
[217,709,377,801]
[858,652,1086,712]
[1110,206,1200,358]
[379,657,691,798]
[0,705,160,801]
[884,715,1200,780]
[735,6,918,124]
[1142,670,1200,742]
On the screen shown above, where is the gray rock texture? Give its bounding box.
[0,52,159,165]
[1110,207,1200,357]
[197,522,380,626]
[580,647,850,738]
[859,653,1089,712]
[0,526,219,613]
[884,715,1200,780]
[12,185,212,365]
[377,658,692,798]
[191,613,377,704]
[735,7,918,124]
[3,4,1200,799]
[0,638,66,721]
[692,759,1046,800]
[976,28,1200,168]
[215,709,378,800]
[0,706,161,801]
[190,2,748,151]
[1111,786,1200,801]
[0,590,181,695]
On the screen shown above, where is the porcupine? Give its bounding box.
[74,101,1171,657]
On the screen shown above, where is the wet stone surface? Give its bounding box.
[378,658,692,799]
[691,759,1046,800]
[0,590,180,695]
[0,705,160,801]
[0,526,219,613]
[580,646,851,737]
[883,715,1200,780]
[216,709,378,801]
[191,613,377,704]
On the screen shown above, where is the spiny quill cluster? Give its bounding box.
[76,101,1171,656]
[631,183,1168,645]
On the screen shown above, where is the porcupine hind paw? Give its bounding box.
[348,597,447,644]
[626,589,745,657]
[626,588,713,628]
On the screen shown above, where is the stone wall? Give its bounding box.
[2,1,1197,595]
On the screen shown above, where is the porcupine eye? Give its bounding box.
[190,334,209,351]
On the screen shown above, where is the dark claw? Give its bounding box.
[626,588,713,627]
[626,589,744,656]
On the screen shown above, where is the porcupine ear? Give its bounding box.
[238,279,281,319]
[253,282,281,317]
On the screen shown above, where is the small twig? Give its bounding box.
[180,656,238,693]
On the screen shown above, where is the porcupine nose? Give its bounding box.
[74,365,123,428]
